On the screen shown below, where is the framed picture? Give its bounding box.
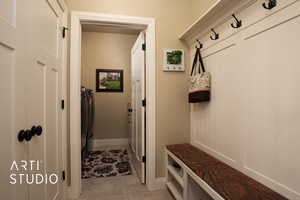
[96,69,124,92]
[163,49,185,72]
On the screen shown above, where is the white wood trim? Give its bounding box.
[69,12,156,199]
[69,13,82,199]
[179,0,241,40]
[0,18,16,48]
[167,166,184,187]
[166,150,225,200]
[91,138,129,149]
[166,182,183,200]
[148,177,167,191]
[56,0,66,12]
[60,2,69,200]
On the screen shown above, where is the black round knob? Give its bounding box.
[18,130,25,142]
[35,125,43,136]
[31,126,37,136]
[24,129,32,141]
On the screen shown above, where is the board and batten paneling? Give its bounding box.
[188,0,300,199]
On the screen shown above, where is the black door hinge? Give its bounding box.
[142,156,146,163]
[62,27,68,39]
[61,100,65,110]
[62,170,66,181]
[142,43,146,51]
[142,99,146,107]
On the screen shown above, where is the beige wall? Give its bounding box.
[190,0,218,22]
[81,31,137,139]
[66,0,214,177]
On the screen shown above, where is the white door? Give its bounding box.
[0,0,65,199]
[131,32,146,183]
[26,1,65,200]
[0,0,28,199]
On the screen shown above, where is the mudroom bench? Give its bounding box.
[165,144,288,200]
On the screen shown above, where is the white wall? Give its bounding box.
[189,1,300,199]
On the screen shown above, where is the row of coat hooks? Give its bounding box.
[195,0,277,47]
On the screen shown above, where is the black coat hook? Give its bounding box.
[210,29,219,41]
[231,14,242,29]
[195,39,203,49]
[62,26,69,38]
[262,0,277,10]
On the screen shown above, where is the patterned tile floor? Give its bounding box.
[78,146,173,200]
[82,148,132,179]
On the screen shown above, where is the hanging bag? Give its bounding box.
[189,47,211,103]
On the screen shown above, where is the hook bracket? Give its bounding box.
[210,29,219,41]
[195,39,203,49]
[262,0,277,10]
[231,14,242,29]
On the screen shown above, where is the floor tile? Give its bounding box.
[127,189,173,200]
[79,146,173,200]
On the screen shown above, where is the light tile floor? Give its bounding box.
[79,174,173,200]
[78,146,173,200]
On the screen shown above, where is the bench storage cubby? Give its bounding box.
[166,144,289,200]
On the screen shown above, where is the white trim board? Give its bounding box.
[91,138,129,150]
[149,177,167,191]
[69,11,156,199]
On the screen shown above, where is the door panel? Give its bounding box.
[0,39,17,200]
[0,0,27,199]
[45,68,62,200]
[131,32,146,183]
[27,0,64,199]
[27,62,46,200]
[131,83,136,153]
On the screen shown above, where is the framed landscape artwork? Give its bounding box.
[96,69,124,92]
[163,49,185,71]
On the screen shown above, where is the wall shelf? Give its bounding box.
[180,0,241,41]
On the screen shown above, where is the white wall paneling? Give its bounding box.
[183,0,300,199]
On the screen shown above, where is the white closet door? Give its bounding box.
[131,32,146,183]
[26,1,64,200]
[0,0,28,199]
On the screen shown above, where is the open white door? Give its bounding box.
[131,32,146,183]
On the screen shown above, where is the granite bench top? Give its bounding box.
[166,143,288,200]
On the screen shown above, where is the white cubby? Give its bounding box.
[166,149,221,200]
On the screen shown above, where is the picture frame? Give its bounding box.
[163,49,185,72]
[96,69,124,92]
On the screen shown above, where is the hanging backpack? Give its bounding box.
[189,47,211,103]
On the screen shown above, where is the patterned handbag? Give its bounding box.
[189,47,211,103]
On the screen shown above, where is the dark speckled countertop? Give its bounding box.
[166,143,289,200]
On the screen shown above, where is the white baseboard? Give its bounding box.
[91,138,129,150]
[148,177,167,191]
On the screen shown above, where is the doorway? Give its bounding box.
[80,27,144,181]
[69,12,156,199]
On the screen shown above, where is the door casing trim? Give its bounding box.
[69,11,156,199]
